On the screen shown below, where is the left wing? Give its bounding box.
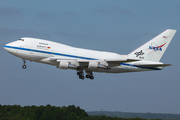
[50,57,140,69]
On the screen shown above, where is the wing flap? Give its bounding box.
[105,58,140,63]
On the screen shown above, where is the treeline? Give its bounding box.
[88,111,180,119]
[0,104,161,120]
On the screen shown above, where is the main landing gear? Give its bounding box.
[22,59,27,69]
[85,71,94,80]
[85,75,94,80]
[77,71,85,80]
[77,71,94,80]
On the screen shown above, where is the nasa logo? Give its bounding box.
[147,42,166,55]
[134,50,144,57]
[148,43,166,51]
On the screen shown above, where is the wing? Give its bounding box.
[50,57,140,69]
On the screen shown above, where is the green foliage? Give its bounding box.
[0,104,88,120]
[88,111,180,119]
[0,104,160,120]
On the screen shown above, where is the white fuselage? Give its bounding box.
[4,37,162,73]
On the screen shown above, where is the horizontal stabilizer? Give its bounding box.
[135,64,172,67]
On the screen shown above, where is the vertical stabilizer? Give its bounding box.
[128,29,176,62]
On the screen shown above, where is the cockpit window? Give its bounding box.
[19,38,24,41]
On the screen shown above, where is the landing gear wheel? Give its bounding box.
[81,76,85,80]
[22,59,27,69]
[86,75,90,78]
[90,76,94,80]
[77,70,85,80]
[79,75,84,80]
[77,72,83,76]
[22,65,26,69]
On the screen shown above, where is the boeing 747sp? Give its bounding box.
[4,29,176,80]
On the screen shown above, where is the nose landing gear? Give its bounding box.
[22,59,27,69]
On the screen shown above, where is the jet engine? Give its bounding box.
[58,60,79,70]
[88,61,109,69]
[88,61,98,69]
[59,61,69,69]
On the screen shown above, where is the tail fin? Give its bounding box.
[128,29,177,62]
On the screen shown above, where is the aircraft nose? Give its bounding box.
[3,41,16,52]
[4,44,11,52]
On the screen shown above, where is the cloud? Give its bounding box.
[0,7,23,17]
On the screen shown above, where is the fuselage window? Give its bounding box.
[19,39,24,41]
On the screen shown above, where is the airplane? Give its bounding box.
[4,29,176,80]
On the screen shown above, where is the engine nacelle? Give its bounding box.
[88,60,109,69]
[88,61,98,69]
[59,61,69,69]
[58,60,79,70]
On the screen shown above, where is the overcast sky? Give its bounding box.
[0,0,180,114]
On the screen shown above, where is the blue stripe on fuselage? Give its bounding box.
[4,45,161,70]
[4,45,98,60]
